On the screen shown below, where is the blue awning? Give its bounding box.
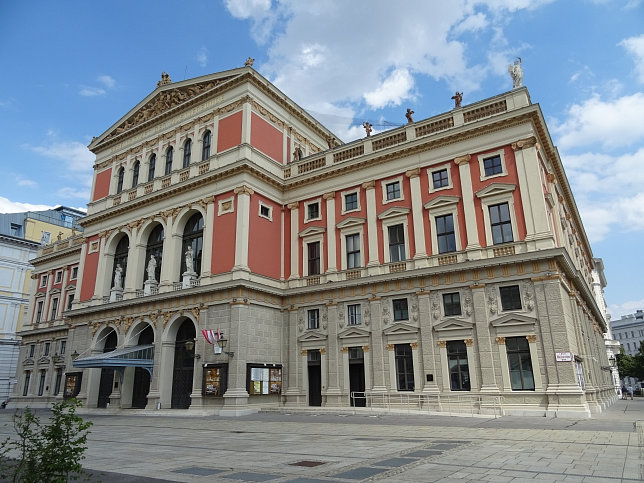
[72,344,154,373]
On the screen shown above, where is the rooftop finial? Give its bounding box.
[157,71,172,88]
[245,57,255,67]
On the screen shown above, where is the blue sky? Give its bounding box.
[1,0,643,318]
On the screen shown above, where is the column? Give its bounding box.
[411,342,422,393]
[323,192,337,279]
[406,169,428,267]
[159,214,179,292]
[320,348,328,405]
[496,337,511,390]
[417,291,439,394]
[526,334,543,390]
[464,338,480,391]
[221,301,251,415]
[455,155,481,256]
[145,330,163,409]
[363,181,380,273]
[200,196,216,278]
[341,347,350,398]
[124,225,143,299]
[325,302,341,403]
[233,186,253,274]
[437,341,450,391]
[387,344,397,390]
[93,236,109,301]
[362,345,372,393]
[369,296,387,392]
[288,203,299,282]
[512,137,553,248]
[284,307,301,405]
[242,101,252,144]
[471,285,498,393]
[73,241,88,309]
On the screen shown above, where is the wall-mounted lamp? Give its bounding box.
[184,340,195,351]
[217,337,234,358]
[71,350,79,360]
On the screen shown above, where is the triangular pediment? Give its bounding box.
[490,313,537,328]
[299,226,326,237]
[383,322,418,336]
[38,356,50,365]
[297,331,328,343]
[475,182,516,199]
[338,326,371,339]
[91,70,243,149]
[336,217,366,229]
[377,206,410,220]
[424,195,460,211]
[434,317,475,331]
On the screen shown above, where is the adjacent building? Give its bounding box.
[0,207,84,402]
[12,67,615,416]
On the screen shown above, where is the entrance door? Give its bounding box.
[131,368,150,409]
[349,347,366,407]
[171,320,196,409]
[97,330,117,408]
[307,349,322,407]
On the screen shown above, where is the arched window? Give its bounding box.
[148,154,156,182]
[181,213,204,276]
[112,236,129,288]
[183,139,192,168]
[165,147,173,175]
[202,130,211,161]
[145,224,164,283]
[116,167,124,194]
[132,161,140,188]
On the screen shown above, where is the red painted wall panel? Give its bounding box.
[217,111,243,153]
[93,168,112,201]
[79,237,100,301]
[248,194,282,279]
[211,192,237,274]
[251,113,283,164]
[298,198,327,276]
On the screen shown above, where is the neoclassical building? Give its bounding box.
[12,66,615,416]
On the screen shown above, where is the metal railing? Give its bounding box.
[351,392,504,417]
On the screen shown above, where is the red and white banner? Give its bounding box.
[202,329,222,354]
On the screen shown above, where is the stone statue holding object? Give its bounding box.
[451,91,463,109]
[405,108,414,123]
[508,57,523,88]
[185,246,194,273]
[146,255,157,282]
[113,264,123,289]
[362,121,373,137]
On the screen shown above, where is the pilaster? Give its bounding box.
[407,169,428,267]
[455,155,481,256]
[363,181,380,273]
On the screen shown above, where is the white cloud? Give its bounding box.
[224,0,275,44]
[16,178,37,188]
[453,12,488,34]
[608,299,644,320]
[363,69,415,109]
[196,46,208,67]
[0,196,54,214]
[24,140,95,172]
[552,93,644,150]
[79,86,106,97]
[57,186,91,201]
[620,34,644,83]
[97,75,115,88]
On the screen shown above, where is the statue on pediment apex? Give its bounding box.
[157,71,172,88]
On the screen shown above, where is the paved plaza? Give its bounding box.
[1,399,643,482]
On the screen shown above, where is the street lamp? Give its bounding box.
[217,337,234,358]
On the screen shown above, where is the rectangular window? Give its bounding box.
[29,344,35,358]
[386,181,401,200]
[248,365,282,395]
[307,309,320,329]
[71,267,78,279]
[307,202,320,220]
[432,169,449,189]
[55,271,62,283]
[44,342,50,356]
[395,344,414,391]
[489,202,513,244]
[393,299,409,321]
[447,340,471,391]
[348,304,361,325]
[259,204,271,219]
[10,223,21,236]
[53,368,63,396]
[40,274,48,287]
[203,365,227,396]
[60,340,67,355]
[345,192,358,211]
[506,337,535,390]
[23,371,31,396]
[443,292,462,316]
[500,285,522,311]
[388,224,405,262]
[483,155,503,177]
[346,233,361,269]
[50,298,59,320]
[307,241,320,275]
[66,294,74,311]
[436,214,456,253]
[38,370,46,396]
[35,301,44,323]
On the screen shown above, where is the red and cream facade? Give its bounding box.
[12,67,615,416]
